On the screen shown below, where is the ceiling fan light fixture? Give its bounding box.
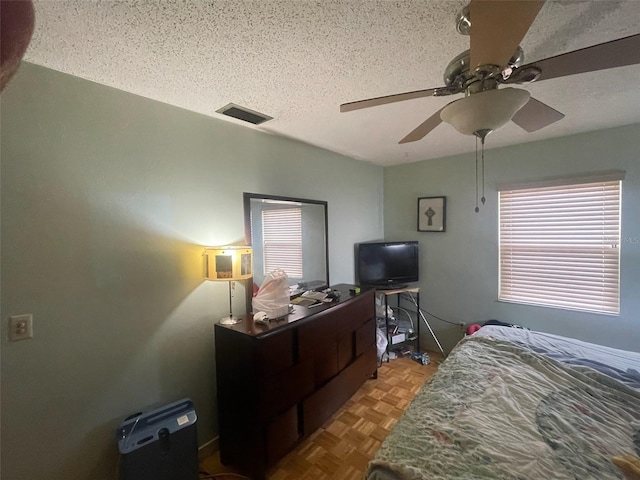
[440,87,531,137]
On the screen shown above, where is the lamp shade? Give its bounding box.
[440,87,531,136]
[204,246,253,281]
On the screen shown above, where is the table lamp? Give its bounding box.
[204,246,253,325]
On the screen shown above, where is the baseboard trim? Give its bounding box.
[198,436,219,460]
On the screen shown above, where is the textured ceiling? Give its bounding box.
[23,0,640,166]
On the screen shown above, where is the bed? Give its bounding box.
[366,326,640,480]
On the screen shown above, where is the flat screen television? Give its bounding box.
[356,241,419,289]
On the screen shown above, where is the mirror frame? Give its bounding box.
[243,192,330,307]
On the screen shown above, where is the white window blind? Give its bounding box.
[499,176,622,314]
[262,207,303,277]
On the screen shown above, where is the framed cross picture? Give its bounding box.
[417,196,446,232]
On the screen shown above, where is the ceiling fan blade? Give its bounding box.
[340,87,439,113]
[512,97,565,132]
[470,0,545,70]
[398,108,444,144]
[524,33,640,82]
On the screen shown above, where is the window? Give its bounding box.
[498,171,624,314]
[262,207,303,277]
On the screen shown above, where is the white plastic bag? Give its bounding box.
[376,327,388,363]
[252,269,290,319]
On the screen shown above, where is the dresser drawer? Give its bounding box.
[266,405,300,464]
[334,292,375,335]
[337,331,353,372]
[298,313,337,361]
[302,344,377,435]
[355,317,375,357]
[259,361,313,420]
[255,329,294,378]
[311,340,338,386]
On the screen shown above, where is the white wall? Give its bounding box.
[0,63,384,480]
[384,124,640,353]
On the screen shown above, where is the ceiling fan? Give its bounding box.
[340,0,640,145]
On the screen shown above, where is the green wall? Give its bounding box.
[384,124,640,353]
[0,63,384,479]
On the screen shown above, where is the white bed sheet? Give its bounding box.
[476,326,640,389]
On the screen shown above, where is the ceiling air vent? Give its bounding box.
[216,103,273,125]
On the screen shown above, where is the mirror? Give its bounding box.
[244,193,329,295]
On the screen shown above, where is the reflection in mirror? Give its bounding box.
[244,193,329,295]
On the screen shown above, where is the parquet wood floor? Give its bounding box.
[200,352,442,480]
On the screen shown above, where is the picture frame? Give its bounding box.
[417,196,446,232]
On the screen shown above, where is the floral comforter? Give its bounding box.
[366,333,640,480]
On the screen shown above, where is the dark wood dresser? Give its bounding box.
[214,284,376,479]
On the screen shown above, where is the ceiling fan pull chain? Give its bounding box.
[481,137,486,206]
[475,136,480,213]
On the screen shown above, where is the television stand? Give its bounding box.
[377,287,445,360]
[373,283,408,291]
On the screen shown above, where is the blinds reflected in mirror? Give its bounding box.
[262,207,303,277]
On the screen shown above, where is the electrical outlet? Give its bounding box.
[9,314,33,342]
[458,322,466,332]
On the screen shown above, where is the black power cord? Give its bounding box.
[199,472,250,479]
[398,293,462,327]
[419,306,462,327]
